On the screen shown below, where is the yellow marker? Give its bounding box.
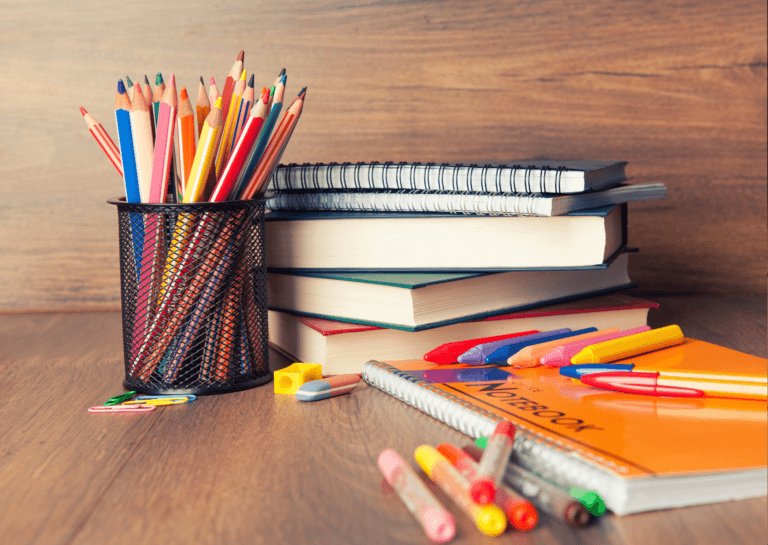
[183,97,223,203]
[414,445,507,537]
[570,325,684,364]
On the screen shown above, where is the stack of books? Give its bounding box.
[264,160,667,374]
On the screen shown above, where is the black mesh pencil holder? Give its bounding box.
[108,197,271,395]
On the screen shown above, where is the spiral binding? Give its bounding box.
[265,190,547,216]
[361,360,627,512]
[273,162,580,194]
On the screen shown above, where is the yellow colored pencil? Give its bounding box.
[183,97,223,203]
[215,69,247,176]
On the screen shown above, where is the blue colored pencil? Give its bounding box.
[114,79,143,273]
[231,77,284,199]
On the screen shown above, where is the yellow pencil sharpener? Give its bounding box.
[274,363,323,395]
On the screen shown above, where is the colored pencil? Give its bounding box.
[125,76,134,100]
[152,73,165,131]
[219,50,244,134]
[241,87,305,199]
[210,87,270,202]
[149,74,177,203]
[140,79,153,121]
[196,76,210,138]
[215,69,247,176]
[208,76,221,109]
[257,87,306,194]
[113,80,143,277]
[231,76,285,198]
[80,107,122,176]
[183,97,223,203]
[230,73,255,155]
[129,83,155,202]
[176,86,196,192]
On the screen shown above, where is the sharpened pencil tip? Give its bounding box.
[237,50,244,62]
[79,106,87,115]
[168,73,175,86]
[240,69,247,81]
[144,75,150,85]
[200,76,205,85]
[125,76,133,87]
[117,79,126,93]
[280,74,287,85]
[156,72,164,85]
[248,74,255,87]
[210,76,216,86]
[298,87,307,98]
[279,68,286,77]
[180,87,188,100]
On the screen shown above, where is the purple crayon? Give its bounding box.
[457,329,572,365]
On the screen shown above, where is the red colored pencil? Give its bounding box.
[80,107,122,176]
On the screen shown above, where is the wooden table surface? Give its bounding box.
[0,0,765,543]
[1,293,765,545]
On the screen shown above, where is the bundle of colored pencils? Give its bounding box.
[80,51,306,205]
[81,52,306,387]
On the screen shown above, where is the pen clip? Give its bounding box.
[89,404,155,414]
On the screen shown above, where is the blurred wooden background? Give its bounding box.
[0,0,765,311]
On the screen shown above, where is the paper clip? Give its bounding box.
[104,391,137,406]
[123,397,191,406]
[89,404,155,414]
[135,394,196,402]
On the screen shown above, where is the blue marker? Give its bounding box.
[457,329,572,365]
[485,328,598,365]
[559,363,635,379]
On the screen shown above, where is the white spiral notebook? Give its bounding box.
[265,183,666,217]
[361,348,768,515]
[271,161,629,194]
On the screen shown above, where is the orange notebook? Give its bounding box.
[362,338,767,515]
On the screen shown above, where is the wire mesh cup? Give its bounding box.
[108,197,271,395]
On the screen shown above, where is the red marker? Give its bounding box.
[424,330,539,364]
[437,443,538,531]
[471,421,516,504]
[580,372,705,397]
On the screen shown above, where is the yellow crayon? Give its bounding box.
[570,325,684,364]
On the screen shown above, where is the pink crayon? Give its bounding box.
[294,374,361,402]
[378,449,456,543]
[539,326,652,367]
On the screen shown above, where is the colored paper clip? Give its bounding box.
[135,394,197,402]
[123,396,192,406]
[104,391,137,406]
[89,404,155,414]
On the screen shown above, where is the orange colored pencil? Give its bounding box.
[80,107,122,176]
[196,76,210,138]
[176,87,196,192]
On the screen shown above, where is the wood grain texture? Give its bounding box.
[0,0,765,309]
[0,300,765,545]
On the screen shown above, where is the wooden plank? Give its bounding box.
[0,0,765,309]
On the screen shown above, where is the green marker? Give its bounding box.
[569,486,606,516]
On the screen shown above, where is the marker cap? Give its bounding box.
[508,502,538,531]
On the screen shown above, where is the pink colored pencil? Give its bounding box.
[149,74,178,203]
[540,326,652,366]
